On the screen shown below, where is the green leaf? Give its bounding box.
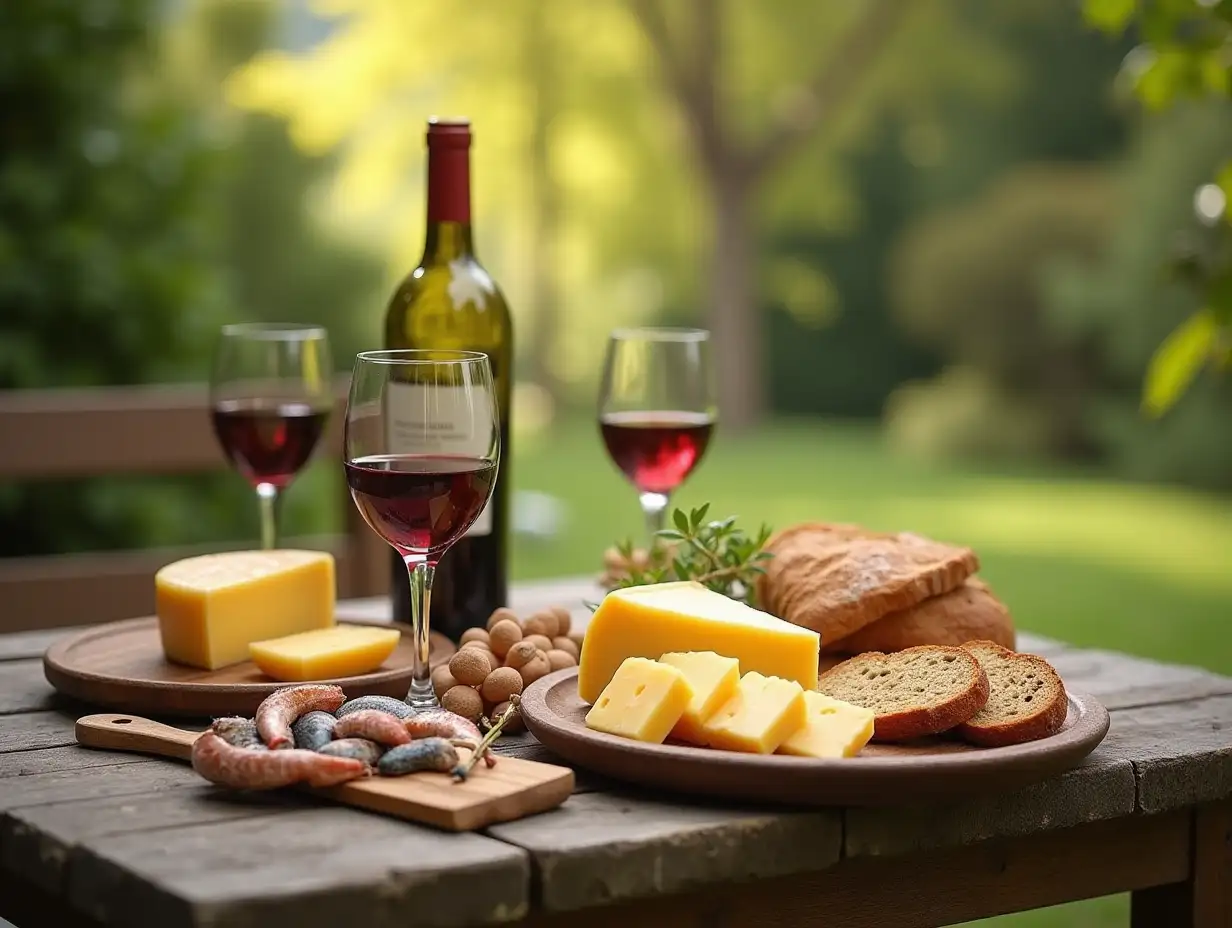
[692,503,710,528]
[672,508,690,534]
[1218,161,1232,225]
[1142,310,1218,417]
[1084,0,1137,33]
[656,529,686,541]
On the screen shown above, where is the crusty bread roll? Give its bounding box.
[756,522,979,644]
[824,578,1015,654]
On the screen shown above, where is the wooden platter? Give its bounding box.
[76,713,574,832]
[521,668,1110,807]
[44,617,456,718]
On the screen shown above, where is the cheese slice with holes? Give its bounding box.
[657,651,740,745]
[584,657,693,743]
[777,691,874,758]
[700,671,807,754]
[155,550,335,670]
[578,582,819,704]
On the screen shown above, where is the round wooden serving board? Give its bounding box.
[521,668,1110,807]
[44,617,456,718]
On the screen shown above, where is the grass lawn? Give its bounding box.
[510,417,1232,928]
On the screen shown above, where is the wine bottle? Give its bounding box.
[384,118,512,640]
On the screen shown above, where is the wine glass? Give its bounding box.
[598,327,716,540]
[210,323,333,550]
[344,349,500,711]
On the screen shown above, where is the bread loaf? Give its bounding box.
[757,523,978,645]
[825,579,1015,654]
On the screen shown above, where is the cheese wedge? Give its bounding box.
[578,582,819,704]
[777,691,875,758]
[249,625,401,682]
[155,550,335,670]
[700,671,807,754]
[584,657,693,743]
[657,651,740,745]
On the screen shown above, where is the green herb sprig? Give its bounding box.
[605,504,774,606]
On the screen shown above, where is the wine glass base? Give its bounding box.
[406,679,440,713]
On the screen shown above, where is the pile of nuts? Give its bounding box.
[432,606,583,731]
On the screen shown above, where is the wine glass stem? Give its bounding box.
[640,491,670,544]
[256,483,281,551]
[404,557,437,711]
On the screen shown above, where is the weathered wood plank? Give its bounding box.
[1050,650,1232,711]
[0,660,57,714]
[1107,695,1232,813]
[0,711,78,753]
[0,871,106,928]
[0,757,201,813]
[0,746,148,779]
[490,734,612,795]
[486,790,842,913]
[68,807,529,928]
[844,752,1136,858]
[1015,632,1072,658]
[519,809,1190,928]
[0,628,68,662]
[3,784,300,893]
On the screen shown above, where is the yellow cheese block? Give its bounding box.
[249,625,401,682]
[700,671,807,754]
[155,550,335,670]
[778,691,875,758]
[577,582,819,704]
[584,657,693,744]
[657,651,740,745]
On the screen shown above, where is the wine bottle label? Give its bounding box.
[384,382,494,537]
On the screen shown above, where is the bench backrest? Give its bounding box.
[0,381,388,631]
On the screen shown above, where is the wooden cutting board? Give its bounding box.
[76,713,574,831]
[45,618,455,718]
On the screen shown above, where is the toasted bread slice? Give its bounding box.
[955,641,1068,747]
[816,645,989,742]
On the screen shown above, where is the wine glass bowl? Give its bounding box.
[344,349,500,711]
[598,327,716,538]
[210,323,333,549]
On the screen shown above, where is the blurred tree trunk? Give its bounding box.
[525,0,564,408]
[628,0,913,430]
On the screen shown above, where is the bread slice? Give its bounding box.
[757,523,979,645]
[955,641,1068,747]
[816,645,989,742]
[824,579,1015,655]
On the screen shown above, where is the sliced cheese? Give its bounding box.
[155,550,335,670]
[584,657,693,743]
[657,651,740,745]
[777,691,875,758]
[249,625,400,682]
[577,582,819,704]
[700,671,807,754]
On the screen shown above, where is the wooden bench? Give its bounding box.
[0,382,388,632]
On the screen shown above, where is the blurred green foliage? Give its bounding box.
[1083,0,1232,416]
[886,103,1232,490]
[0,0,379,558]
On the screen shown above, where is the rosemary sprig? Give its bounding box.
[603,504,774,606]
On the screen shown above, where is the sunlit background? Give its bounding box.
[2,3,1231,921]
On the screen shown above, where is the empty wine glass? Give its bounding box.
[210,323,333,550]
[344,349,500,711]
[599,327,716,540]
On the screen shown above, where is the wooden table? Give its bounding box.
[1,577,1230,928]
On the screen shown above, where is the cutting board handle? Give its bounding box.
[76,713,201,762]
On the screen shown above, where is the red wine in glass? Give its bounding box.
[599,410,715,494]
[212,398,329,489]
[345,454,498,555]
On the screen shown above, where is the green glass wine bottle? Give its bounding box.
[384,118,512,639]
